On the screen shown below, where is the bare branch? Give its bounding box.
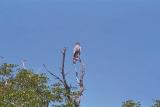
[74,63,85,106]
[79,63,85,95]
[60,48,73,103]
[61,48,69,87]
[43,64,64,84]
[76,71,80,83]
[50,47,86,107]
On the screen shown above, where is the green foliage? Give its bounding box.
[122,100,140,107]
[52,82,64,102]
[51,82,79,107]
[0,63,17,76]
[152,100,160,107]
[0,63,52,107]
[1,62,160,107]
[0,62,81,107]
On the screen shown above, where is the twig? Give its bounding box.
[43,64,64,84]
[75,63,85,106]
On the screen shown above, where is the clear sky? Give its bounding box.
[0,0,160,107]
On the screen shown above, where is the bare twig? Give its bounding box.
[43,64,64,84]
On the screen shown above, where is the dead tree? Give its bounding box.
[44,48,85,107]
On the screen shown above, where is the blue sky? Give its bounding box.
[0,0,160,106]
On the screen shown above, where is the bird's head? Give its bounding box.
[75,42,80,45]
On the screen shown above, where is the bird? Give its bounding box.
[73,42,81,64]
